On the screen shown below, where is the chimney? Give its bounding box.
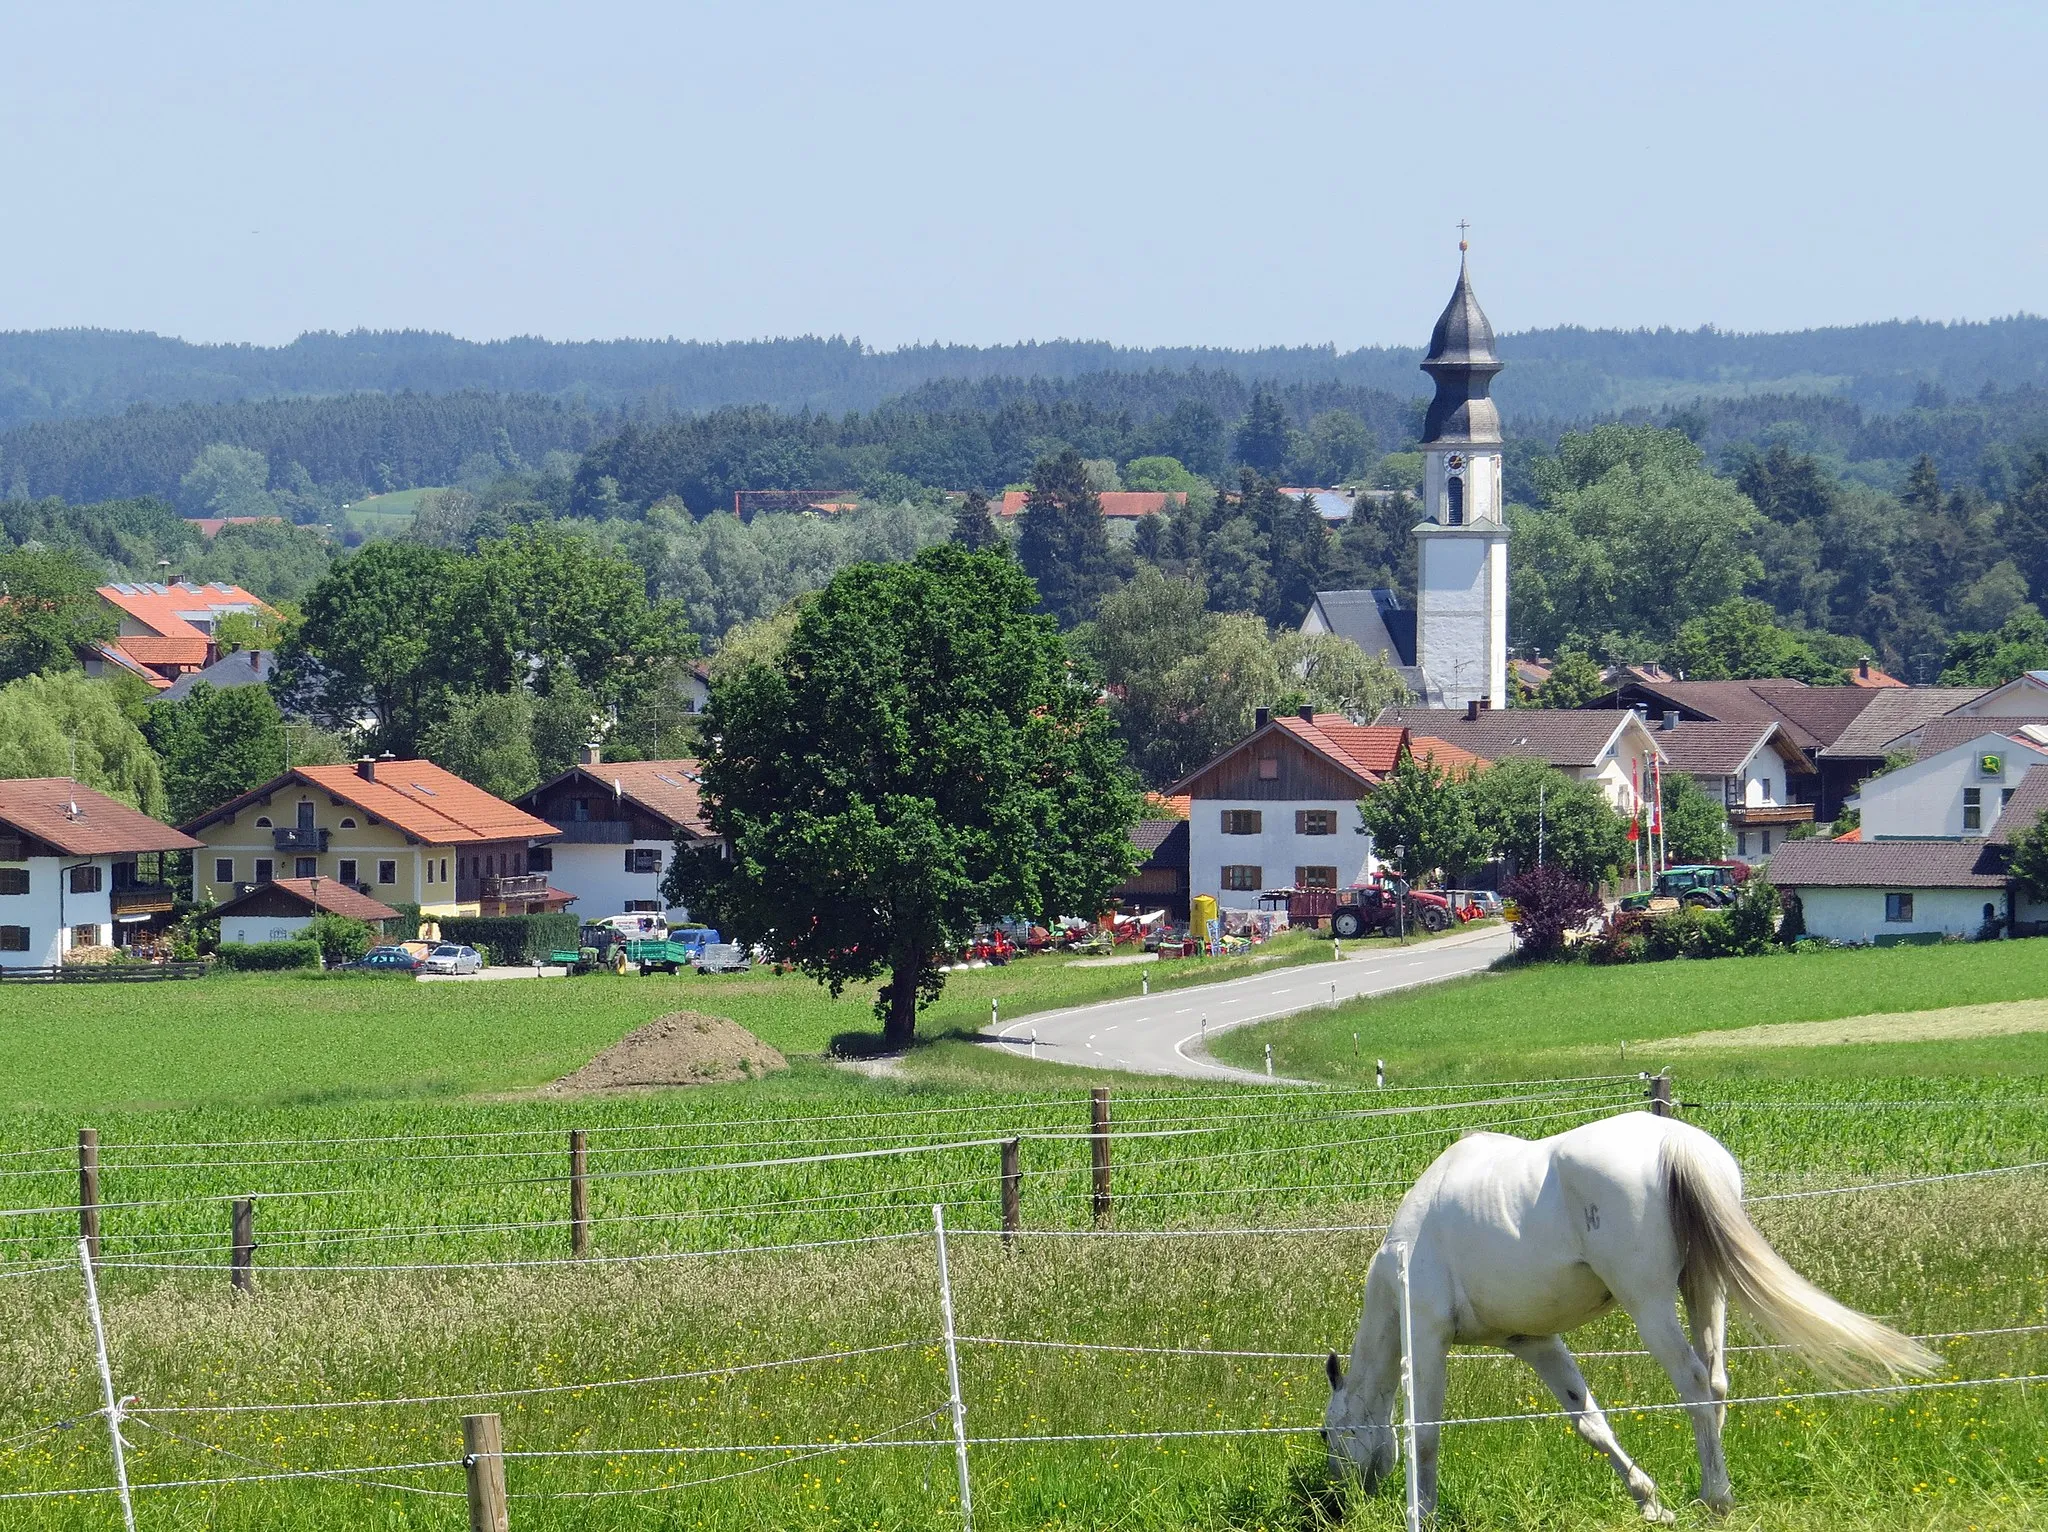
[1254,707,1270,729]
[1297,704,1315,722]
[356,756,377,782]
[581,742,602,766]
[1465,699,1481,721]
[1662,710,1680,731]
[1858,657,1871,679]
[250,648,262,671]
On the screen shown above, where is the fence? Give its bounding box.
[2,1079,2045,1522]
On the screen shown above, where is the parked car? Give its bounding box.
[694,942,752,974]
[419,943,485,975]
[351,945,424,974]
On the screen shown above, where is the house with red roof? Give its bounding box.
[0,780,201,967]
[1166,707,1488,912]
[79,581,281,689]
[994,490,1187,519]
[212,877,402,947]
[513,747,723,921]
[181,756,567,919]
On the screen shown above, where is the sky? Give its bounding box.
[1,1,2042,351]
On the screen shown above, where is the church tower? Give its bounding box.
[1413,241,1509,710]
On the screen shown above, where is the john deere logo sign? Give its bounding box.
[1981,753,2003,777]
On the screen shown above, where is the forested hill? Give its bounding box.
[4,314,2046,430]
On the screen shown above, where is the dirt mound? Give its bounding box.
[543,1011,787,1093]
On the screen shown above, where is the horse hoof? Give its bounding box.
[1702,1491,1734,1516]
[1642,1507,1676,1526]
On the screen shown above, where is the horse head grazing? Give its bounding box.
[1322,1348,1397,1488]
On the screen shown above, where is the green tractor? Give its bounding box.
[1619,864,1745,913]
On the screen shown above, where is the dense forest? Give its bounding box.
[5,314,2047,429]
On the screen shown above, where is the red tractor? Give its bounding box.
[1325,877,1453,939]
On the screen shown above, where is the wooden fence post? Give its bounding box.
[1000,1138,1020,1248]
[77,1128,100,1266]
[568,1130,589,1257]
[1650,1073,1673,1117]
[230,1198,255,1294]
[1089,1088,1111,1226]
[463,1412,509,1532]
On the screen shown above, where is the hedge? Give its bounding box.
[216,940,322,972]
[434,915,580,963]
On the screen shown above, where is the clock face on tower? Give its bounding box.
[1447,455,1464,470]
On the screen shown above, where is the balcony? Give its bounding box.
[546,820,632,844]
[110,883,178,916]
[272,826,330,852]
[481,873,551,900]
[1726,803,1815,828]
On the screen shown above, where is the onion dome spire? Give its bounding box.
[1420,236,1504,446]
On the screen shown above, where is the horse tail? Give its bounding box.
[1662,1128,1938,1385]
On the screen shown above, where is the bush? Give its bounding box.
[1725,876,1781,954]
[302,913,375,966]
[1778,890,1807,944]
[435,915,578,963]
[1503,865,1600,959]
[1645,904,1718,960]
[216,940,321,971]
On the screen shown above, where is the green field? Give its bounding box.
[0,941,2043,1527]
[338,486,441,540]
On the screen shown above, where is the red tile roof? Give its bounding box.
[995,491,1187,519]
[113,634,213,668]
[0,779,201,856]
[1848,661,1906,688]
[184,761,558,846]
[1277,714,1408,777]
[86,641,173,690]
[1407,735,1489,774]
[98,582,279,641]
[213,877,402,923]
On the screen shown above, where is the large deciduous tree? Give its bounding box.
[0,547,114,684]
[1471,756,1630,885]
[1356,750,1485,884]
[275,541,456,754]
[668,545,1141,1048]
[142,682,288,824]
[0,671,167,815]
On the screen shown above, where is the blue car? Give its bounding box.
[351,946,423,974]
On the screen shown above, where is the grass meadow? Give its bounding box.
[0,939,2044,1527]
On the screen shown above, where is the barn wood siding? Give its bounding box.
[1180,736,1368,802]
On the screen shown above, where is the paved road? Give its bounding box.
[993,925,1516,1082]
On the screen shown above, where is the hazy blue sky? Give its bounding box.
[2,1,2041,349]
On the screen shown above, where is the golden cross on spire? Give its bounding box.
[1457,219,1470,252]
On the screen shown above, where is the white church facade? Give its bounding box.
[1302,247,1510,709]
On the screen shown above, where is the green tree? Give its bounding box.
[1233,390,1291,476]
[302,911,375,965]
[1292,412,1376,485]
[179,443,274,518]
[1471,756,1629,884]
[1939,605,2048,685]
[1018,450,1119,627]
[1271,629,1411,720]
[1532,649,1607,708]
[1659,771,1730,865]
[276,541,456,754]
[1122,456,1203,494]
[0,671,168,815]
[420,690,540,802]
[1357,751,1484,883]
[950,490,1004,552]
[142,681,288,824]
[1510,426,1760,652]
[0,546,114,683]
[669,545,1141,1048]
[1662,598,1843,682]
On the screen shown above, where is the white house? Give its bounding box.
[211,876,401,946]
[0,779,200,968]
[1764,839,2009,943]
[1852,730,2048,840]
[513,752,723,922]
[1168,708,1485,912]
[1654,717,1815,862]
[1374,702,1663,816]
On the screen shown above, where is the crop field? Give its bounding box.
[0,943,2044,1528]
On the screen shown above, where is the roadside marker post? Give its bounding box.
[1265,1044,1274,1077]
[1377,1059,1386,1089]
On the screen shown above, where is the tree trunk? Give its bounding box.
[882,961,919,1051]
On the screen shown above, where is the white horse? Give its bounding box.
[1323,1110,1936,1521]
